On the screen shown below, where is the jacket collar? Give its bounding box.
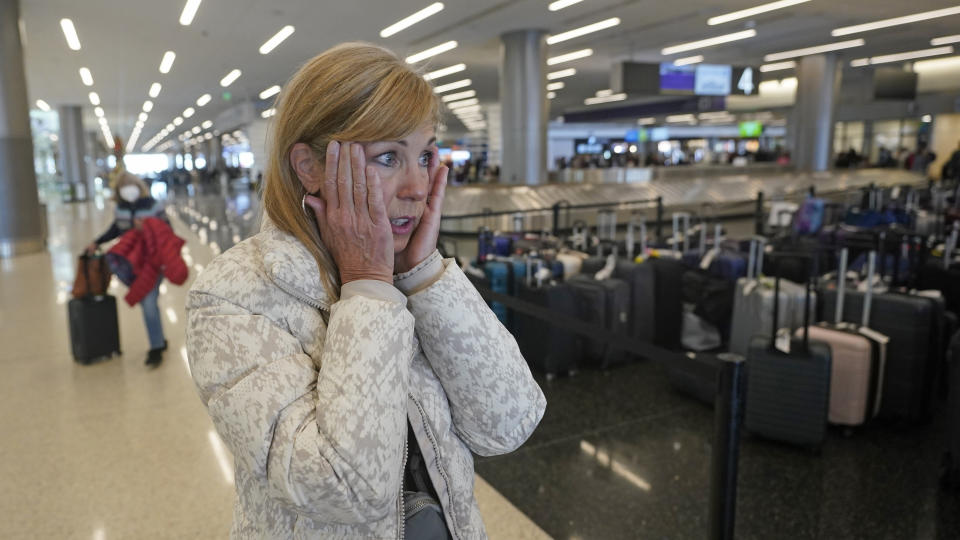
[258,219,333,311]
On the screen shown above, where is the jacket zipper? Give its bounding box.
[273,277,330,312]
[410,396,461,540]
[398,430,408,540]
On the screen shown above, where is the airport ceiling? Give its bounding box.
[20,0,960,151]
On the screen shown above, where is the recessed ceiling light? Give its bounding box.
[423,63,466,81]
[59,19,81,51]
[196,94,212,107]
[595,89,613,97]
[173,116,184,126]
[547,82,565,91]
[179,0,202,26]
[584,93,627,105]
[380,2,445,38]
[36,99,51,112]
[932,34,960,46]
[138,112,148,122]
[159,51,176,74]
[259,25,295,55]
[433,79,471,93]
[759,61,797,72]
[219,69,241,88]
[547,91,557,99]
[406,41,458,63]
[547,17,620,45]
[548,0,584,11]
[201,120,213,129]
[832,5,960,37]
[149,83,162,98]
[192,126,201,134]
[94,107,104,117]
[548,68,577,80]
[547,48,593,66]
[261,108,276,118]
[708,0,811,25]
[259,85,281,100]
[850,46,954,66]
[662,29,756,55]
[673,55,704,66]
[88,92,100,106]
[142,100,154,112]
[447,98,479,109]
[763,38,865,61]
[79,67,94,86]
[441,90,476,102]
[183,107,195,118]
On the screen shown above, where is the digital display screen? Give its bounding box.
[659,63,696,93]
[739,121,764,138]
[625,129,639,142]
[695,64,733,96]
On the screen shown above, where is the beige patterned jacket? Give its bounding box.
[186,221,546,539]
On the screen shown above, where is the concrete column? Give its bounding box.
[499,30,547,185]
[58,105,89,200]
[0,0,43,257]
[792,54,842,172]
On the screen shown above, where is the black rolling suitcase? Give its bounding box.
[648,256,687,350]
[745,253,832,450]
[567,274,631,369]
[68,294,121,364]
[515,280,581,379]
[944,330,960,489]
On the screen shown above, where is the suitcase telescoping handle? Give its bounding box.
[672,212,691,254]
[746,236,767,280]
[625,216,647,260]
[769,252,815,352]
[835,248,849,325]
[862,251,877,329]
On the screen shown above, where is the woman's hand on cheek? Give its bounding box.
[303,141,395,285]
[394,156,448,274]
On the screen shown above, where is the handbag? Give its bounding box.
[403,423,451,540]
[71,252,112,298]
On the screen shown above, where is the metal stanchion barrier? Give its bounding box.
[709,353,746,540]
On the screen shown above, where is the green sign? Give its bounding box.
[739,121,763,138]
[222,92,232,101]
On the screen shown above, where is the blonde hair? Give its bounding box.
[262,42,442,300]
[114,172,149,202]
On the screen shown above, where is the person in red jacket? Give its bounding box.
[89,173,172,366]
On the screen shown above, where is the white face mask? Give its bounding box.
[119,185,141,203]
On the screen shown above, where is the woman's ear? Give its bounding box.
[289,143,323,194]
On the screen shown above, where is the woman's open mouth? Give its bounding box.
[390,216,415,235]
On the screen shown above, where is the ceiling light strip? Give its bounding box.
[673,55,704,66]
[259,85,281,100]
[759,60,796,72]
[763,38,865,62]
[79,67,94,86]
[380,2,445,38]
[708,0,811,26]
[584,93,626,105]
[406,41,458,63]
[433,78,471,93]
[549,0,584,11]
[60,19,81,51]
[932,35,960,46]
[423,63,466,81]
[547,48,593,66]
[662,29,756,55]
[220,69,241,87]
[149,82,162,98]
[159,51,176,74]
[179,0,202,26]
[546,17,621,45]
[259,25,295,55]
[441,90,476,102]
[832,6,960,37]
[851,46,955,66]
[548,68,577,80]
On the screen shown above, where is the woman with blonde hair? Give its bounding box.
[186,43,545,539]
[88,172,169,365]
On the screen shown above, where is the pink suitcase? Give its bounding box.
[797,249,886,427]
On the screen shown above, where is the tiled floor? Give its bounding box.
[4,187,959,539]
[0,191,547,540]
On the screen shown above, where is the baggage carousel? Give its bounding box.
[439,168,927,235]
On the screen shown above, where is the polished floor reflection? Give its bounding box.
[476,360,960,540]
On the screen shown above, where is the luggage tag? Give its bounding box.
[774,328,792,354]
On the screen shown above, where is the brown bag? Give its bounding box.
[72,253,112,298]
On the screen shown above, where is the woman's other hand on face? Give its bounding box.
[303,141,395,285]
[394,150,448,275]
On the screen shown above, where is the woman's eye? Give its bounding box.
[419,151,433,167]
[374,152,397,167]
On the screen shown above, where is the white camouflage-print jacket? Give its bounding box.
[186,220,546,539]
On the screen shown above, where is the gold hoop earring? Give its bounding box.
[301,193,309,215]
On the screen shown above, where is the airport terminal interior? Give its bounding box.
[4,0,960,538]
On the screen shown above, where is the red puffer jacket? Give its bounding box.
[107,217,188,306]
